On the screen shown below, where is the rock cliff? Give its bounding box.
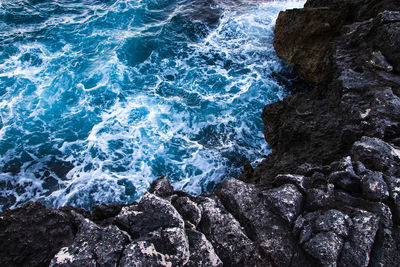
[1,0,400,266]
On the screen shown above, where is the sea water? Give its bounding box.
[0,0,304,210]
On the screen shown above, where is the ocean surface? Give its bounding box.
[0,0,304,210]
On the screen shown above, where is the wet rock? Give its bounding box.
[0,201,74,267]
[149,176,174,198]
[368,51,394,72]
[263,183,303,223]
[185,229,222,267]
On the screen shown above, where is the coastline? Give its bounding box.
[1,0,400,266]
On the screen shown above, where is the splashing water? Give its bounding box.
[0,0,305,210]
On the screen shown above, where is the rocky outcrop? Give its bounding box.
[1,0,400,266]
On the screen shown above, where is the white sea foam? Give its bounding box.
[0,0,305,209]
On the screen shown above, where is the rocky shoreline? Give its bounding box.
[1,0,400,266]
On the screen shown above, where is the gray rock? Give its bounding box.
[263,183,303,223]
[329,157,361,193]
[172,197,201,227]
[185,229,222,267]
[149,177,174,198]
[306,184,335,210]
[352,137,400,176]
[215,178,308,266]
[303,232,343,267]
[361,171,389,201]
[339,210,380,267]
[273,174,310,193]
[51,212,129,267]
[197,195,264,266]
[115,193,184,236]
[119,241,172,267]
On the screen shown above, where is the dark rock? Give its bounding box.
[115,193,184,237]
[119,241,172,267]
[172,196,201,227]
[215,178,310,266]
[303,232,344,266]
[149,176,174,198]
[197,195,265,266]
[329,157,362,193]
[273,174,310,193]
[339,210,380,267]
[360,171,389,201]
[0,201,74,267]
[305,183,335,210]
[262,183,303,223]
[50,211,129,267]
[185,229,222,267]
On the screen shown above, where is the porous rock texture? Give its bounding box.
[1,0,400,266]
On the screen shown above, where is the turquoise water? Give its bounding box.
[0,0,304,210]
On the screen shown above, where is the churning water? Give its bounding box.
[0,0,304,210]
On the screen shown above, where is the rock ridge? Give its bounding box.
[1,0,400,266]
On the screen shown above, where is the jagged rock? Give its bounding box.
[215,178,309,266]
[305,184,335,210]
[115,193,184,237]
[303,232,343,266]
[361,171,389,201]
[149,176,174,198]
[351,137,400,176]
[185,229,222,267]
[262,183,303,223]
[119,241,172,267]
[329,156,361,193]
[172,196,201,227]
[196,195,265,266]
[273,174,310,193]
[50,211,129,267]
[339,210,380,267]
[0,202,74,267]
[273,7,348,83]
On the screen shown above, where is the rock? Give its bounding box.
[339,210,380,267]
[329,157,362,193]
[262,183,303,223]
[303,232,344,266]
[197,195,264,266]
[351,137,400,176]
[305,184,335,210]
[369,51,394,72]
[215,178,309,266]
[149,177,174,198]
[115,193,184,237]
[185,229,222,267]
[273,174,310,193]
[0,201,74,267]
[119,241,172,267]
[361,171,389,201]
[274,7,348,83]
[50,211,129,267]
[172,197,201,227]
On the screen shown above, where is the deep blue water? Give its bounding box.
[0,0,304,210]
